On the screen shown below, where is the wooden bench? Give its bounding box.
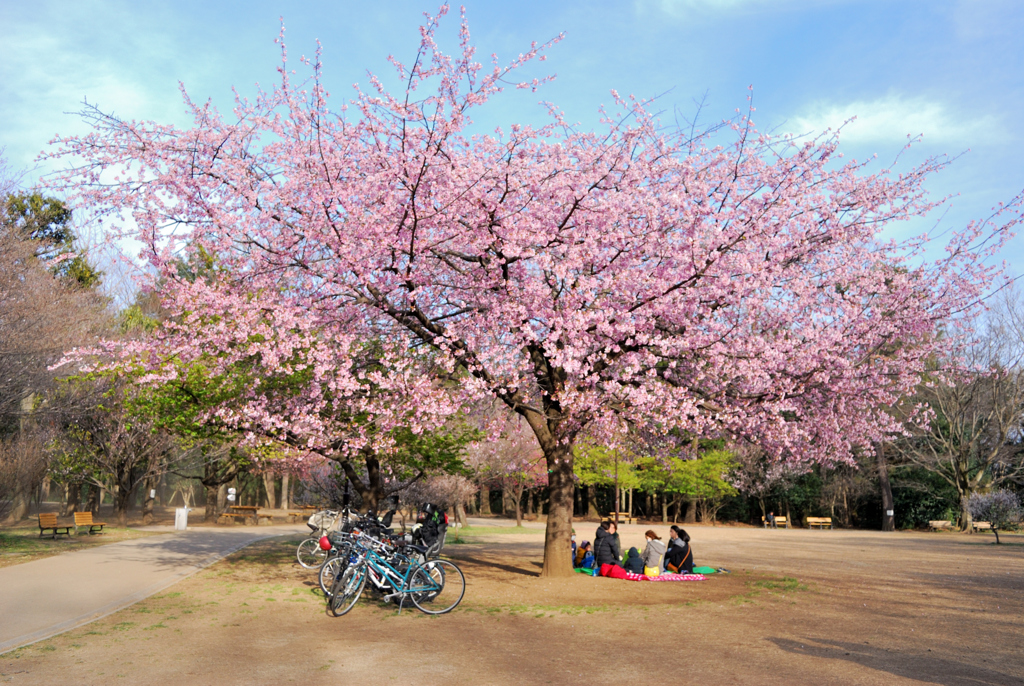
[805,516,833,530]
[929,520,953,531]
[762,515,788,529]
[38,513,71,539]
[74,511,106,535]
[606,512,636,525]
[973,521,992,531]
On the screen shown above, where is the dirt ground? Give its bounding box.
[1,524,1022,685]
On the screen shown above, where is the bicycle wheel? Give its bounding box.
[319,555,346,597]
[328,564,366,617]
[297,538,327,569]
[409,559,464,615]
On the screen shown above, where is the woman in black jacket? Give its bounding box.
[663,525,694,573]
[593,520,621,567]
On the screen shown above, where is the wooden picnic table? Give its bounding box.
[219,505,270,525]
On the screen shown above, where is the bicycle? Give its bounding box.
[328,533,465,616]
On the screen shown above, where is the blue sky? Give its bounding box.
[2,0,1022,276]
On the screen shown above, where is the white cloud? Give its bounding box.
[0,3,187,180]
[787,95,1001,147]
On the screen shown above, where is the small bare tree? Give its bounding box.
[894,288,1024,530]
[0,432,50,522]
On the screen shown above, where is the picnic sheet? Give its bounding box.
[597,563,705,582]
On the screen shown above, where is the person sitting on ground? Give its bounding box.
[663,525,694,574]
[623,546,644,574]
[574,540,594,568]
[594,520,622,568]
[571,530,577,562]
[641,530,666,577]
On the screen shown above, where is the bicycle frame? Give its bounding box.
[355,535,444,612]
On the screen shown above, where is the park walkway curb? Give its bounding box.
[0,525,304,655]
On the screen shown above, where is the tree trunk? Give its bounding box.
[456,500,467,527]
[114,486,131,527]
[62,483,80,517]
[142,475,158,525]
[87,485,101,516]
[205,482,220,521]
[539,443,575,578]
[586,485,601,518]
[280,472,290,510]
[661,494,668,523]
[217,483,228,512]
[263,472,277,510]
[684,499,697,523]
[958,492,973,532]
[514,490,523,527]
[479,485,491,514]
[877,444,895,532]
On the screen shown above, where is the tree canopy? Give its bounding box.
[48,7,1019,574]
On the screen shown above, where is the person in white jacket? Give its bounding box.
[640,530,666,576]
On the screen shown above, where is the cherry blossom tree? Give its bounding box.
[48,6,1019,575]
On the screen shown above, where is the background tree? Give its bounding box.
[49,8,1020,574]
[687,449,738,524]
[967,490,1023,544]
[893,289,1024,530]
[49,376,178,526]
[0,154,107,521]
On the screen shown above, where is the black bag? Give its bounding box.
[416,503,447,546]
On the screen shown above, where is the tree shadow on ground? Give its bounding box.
[768,637,1021,686]
[445,553,539,578]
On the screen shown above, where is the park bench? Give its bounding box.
[973,521,992,532]
[38,513,72,539]
[805,516,833,529]
[761,515,788,529]
[929,520,953,530]
[607,512,636,525]
[74,511,106,535]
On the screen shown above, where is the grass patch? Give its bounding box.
[467,602,611,616]
[749,576,808,593]
[0,527,160,569]
[453,526,545,537]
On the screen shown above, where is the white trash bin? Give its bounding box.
[175,507,189,531]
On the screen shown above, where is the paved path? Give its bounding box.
[0,524,305,654]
